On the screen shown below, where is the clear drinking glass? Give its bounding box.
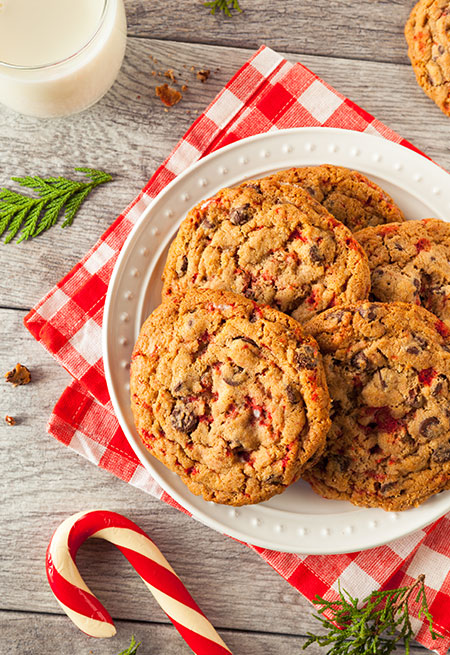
[0,0,127,118]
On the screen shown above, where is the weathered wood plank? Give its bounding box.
[1,40,448,310]
[125,0,414,65]
[0,610,427,655]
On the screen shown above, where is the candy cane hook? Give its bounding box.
[46,510,232,655]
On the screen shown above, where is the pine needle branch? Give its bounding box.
[118,635,141,655]
[0,167,112,243]
[204,0,242,17]
[303,575,442,655]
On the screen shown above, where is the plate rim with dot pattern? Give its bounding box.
[103,127,450,555]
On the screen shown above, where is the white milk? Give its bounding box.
[0,0,127,117]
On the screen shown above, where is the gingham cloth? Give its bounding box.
[25,46,450,653]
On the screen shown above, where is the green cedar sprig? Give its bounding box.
[204,0,242,17]
[0,167,112,243]
[118,635,141,655]
[303,575,442,654]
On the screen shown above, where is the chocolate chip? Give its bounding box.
[394,242,404,251]
[406,346,420,355]
[335,455,349,473]
[171,403,198,434]
[350,350,369,370]
[357,304,378,321]
[265,474,282,484]
[233,336,258,348]
[230,204,252,226]
[419,416,440,438]
[432,379,444,397]
[177,255,188,277]
[223,364,246,387]
[305,186,317,198]
[412,332,428,349]
[248,311,258,323]
[201,218,213,229]
[309,244,324,263]
[380,482,396,496]
[245,183,263,194]
[173,381,184,394]
[431,446,450,463]
[286,383,301,404]
[235,448,250,463]
[408,386,426,409]
[327,310,345,324]
[194,341,209,358]
[296,345,317,370]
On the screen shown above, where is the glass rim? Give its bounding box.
[0,0,109,70]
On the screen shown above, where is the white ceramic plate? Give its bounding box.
[103,127,450,554]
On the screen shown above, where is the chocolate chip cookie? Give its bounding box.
[248,165,404,232]
[130,289,331,506]
[405,0,450,116]
[162,183,370,323]
[304,301,450,511]
[356,219,450,327]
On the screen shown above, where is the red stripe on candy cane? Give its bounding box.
[46,510,232,654]
[46,549,114,623]
[172,619,234,655]
[117,545,205,614]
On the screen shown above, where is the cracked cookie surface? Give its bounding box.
[304,301,450,511]
[250,165,404,232]
[162,182,370,323]
[130,289,331,506]
[405,0,450,116]
[356,219,450,327]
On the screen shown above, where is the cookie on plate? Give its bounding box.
[405,0,450,116]
[162,183,370,323]
[356,219,450,327]
[130,289,331,506]
[248,165,404,231]
[304,301,450,511]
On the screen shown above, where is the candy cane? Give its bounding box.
[46,510,232,655]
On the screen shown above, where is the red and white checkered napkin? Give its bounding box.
[25,45,450,653]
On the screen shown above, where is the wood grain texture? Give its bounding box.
[125,0,415,65]
[0,612,427,655]
[1,1,449,652]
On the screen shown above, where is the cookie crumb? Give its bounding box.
[164,69,177,83]
[5,363,31,386]
[197,69,210,83]
[181,84,188,92]
[5,415,16,426]
[155,84,182,107]
[190,65,195,71]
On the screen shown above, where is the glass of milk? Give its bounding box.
[0,0,127,118]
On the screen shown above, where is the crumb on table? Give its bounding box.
[197,69,211,83]
[5,415,16,426]
[164,69,177,83]
[155,84,182,107]
[5,363,31,386]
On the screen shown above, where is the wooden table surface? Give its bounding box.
[1,2,449,654]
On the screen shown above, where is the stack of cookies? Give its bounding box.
[130,164,450,511]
